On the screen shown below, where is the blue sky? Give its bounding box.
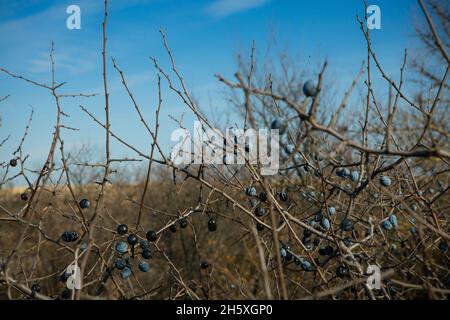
[0,0,424,167]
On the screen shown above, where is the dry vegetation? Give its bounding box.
[0,0,449,300]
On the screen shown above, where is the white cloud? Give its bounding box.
[206,0,270,18]
[29,51,98,76]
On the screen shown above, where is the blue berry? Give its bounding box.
[303,80,318,97]
[302,236,311,245]
[328,207,336,215]
[142,249,152,259]
[284,144,295,155]
[79,242,88,251]
[380,176,392,187]
[115,241,128,254]
[138,261,150,273]
[280,248,287,259]
[302,260,313,271]
[120,267,132,279]
[255,207,265,217]
[343,237,353,247]
[314,212,323,222]
[60,272,71,282]
[245,186,257,197]
[411,204,418,211]
[321,218,331,230]
[340,219,354,231]
[342,168,350,178]
[270,118,287,135]
[410,227,418,234]
[308,220,317,227]
[201,261,209,269]
[336,168,350,179]
[127,234,138,245]
[350,171,359,182]
[139,240,150,250]
[382,220,394,231]
[79,198,90,209]
[115,258,126,270]
[389,214,399,228]
[61,231,79,242]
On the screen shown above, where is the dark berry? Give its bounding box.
[313,237,321,246]
[303,229,312,237]
[60,272,70,282]
[169,224,177,233]
[31,284,41,293]
[324,245,335,256]
[142,249,152,259]
[438,240,448,253]
[256,222,265,231]
[343,237,353,247]
[117,224,128,235]
[208,218,217,232]
[179,218,188,229]
[20,192,29,201]
[9,159,17,167]
[284,251,293,262]
[255,207,265,217]
[61,231,79,242]
[127,234,138,246]
[278,191,288,202]
[124,256,133,268]
[314,211,322,222]
[79,198,90,209]
[259,192,268,202]
[336,265,349,278]
[61,288,71,299]
[146,230,158,242]
[115,258,126,270]
[139,240,150,250]
[340,218,354,232]
[200,261,209,269]
[302,236,311,245]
